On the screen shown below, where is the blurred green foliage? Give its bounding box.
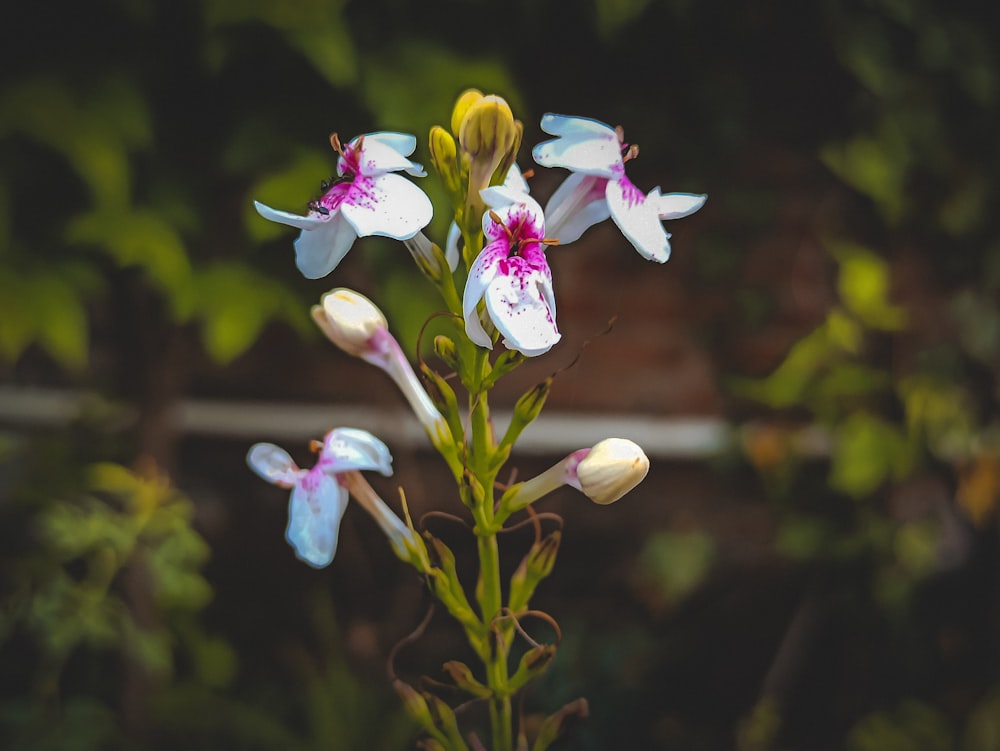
[0,457,218,749]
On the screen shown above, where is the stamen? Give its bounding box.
[541,238,560,246]
[329,132,344,156]
[521,168,535,180]
[614,125,626,144]
[309,439,323,453]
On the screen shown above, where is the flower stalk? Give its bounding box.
[247,89,703,750]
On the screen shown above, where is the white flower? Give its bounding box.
[247,428,393,568]
[255,132,433,279]
[463,184,560,357]
[532,114,706,263]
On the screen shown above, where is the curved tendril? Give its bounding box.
[419,510,475,533]
[417,311,464,374]
[386,603,436,682]
[550,315,618,378]
[496,509,565,537]
[495,607,562,648]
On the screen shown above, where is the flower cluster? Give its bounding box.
[256,103,705,358]
[246,89,704,751]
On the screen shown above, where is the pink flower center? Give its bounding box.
[307,135,371,216]
[615,173,646,209]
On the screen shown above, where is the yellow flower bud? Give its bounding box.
[458,94,518,194]
[573,438,650,505]
[428,124,463,200]
[450,88,483,135]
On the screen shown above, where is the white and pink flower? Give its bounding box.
[463,184,560,357]
[247,428,393,568]
[255,132,433,279]
[532,114,706,263]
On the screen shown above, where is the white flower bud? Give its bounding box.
[312,287,453,453]
[570,438,649,504]
[312,288,387,357]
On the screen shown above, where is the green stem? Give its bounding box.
[469,350,494,481]
[478,531,512,751]
[464,342,513,750]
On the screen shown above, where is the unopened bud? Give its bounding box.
[450,88,484,135]
[497,435,645,518]
[512,378,550,427]
[569,438,649,505]
[429,125,463,200]
[508,644,557,693]
[458,94,518,194]
[404,231,452,279]
[483,349,525,388]
[508,530,560,613]
[568,438,649,504]
[492,119,524,185]
[425,693,464,743]
[433,335,459,372]
[312,288,386,357]
[533,698,590,751]
[393,679,435,731]
[442,661,492,698]
[498,379,551,455]
[527,530,560,579]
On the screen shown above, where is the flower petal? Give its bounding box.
[285,471,347,568]
[606,176,672,263]
[543,172,611,245]
[254,201,328,231]
[364,131,417,157]
[319,427,393,476]
[445,221,461,272]
[652,191,707,220]
[503,163,531,195]
[247,443,302,488]
[538,113,619,140]
[484,255,560,357]
[463,241,506,349]
[532,114,622,177]
[339,173,433,240]
[351,135,425,177]
[293,211,357,278]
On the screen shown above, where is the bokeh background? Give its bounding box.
[3,1,1000,749]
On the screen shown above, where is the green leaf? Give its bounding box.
[67,208,194,318]
[0,266,91,370]
[193,261,312,364]
[830,242,906,331]
[821,134,907,222]
[829,412,916,498]
[0,75,150,211]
